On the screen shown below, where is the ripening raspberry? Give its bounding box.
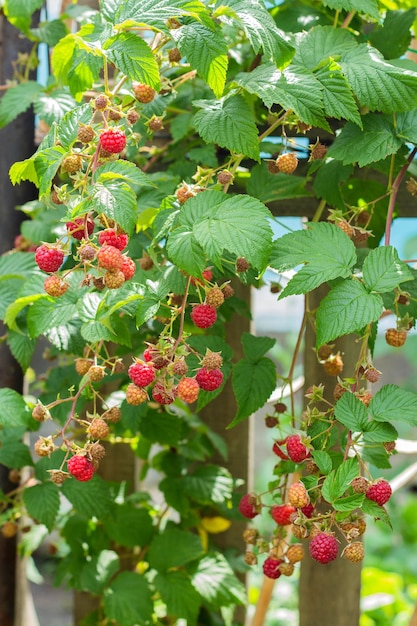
[238,493,260,519]
[151,381,177,405]
[288,482,310,509]
[96,245,123,271]
[99,128,127,154]
[43,275,69,297]
[35,245,65,273]
[120,256,136,281]
[177,377,200,403]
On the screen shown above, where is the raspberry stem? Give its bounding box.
[385,146,417,246]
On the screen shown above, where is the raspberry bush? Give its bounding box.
[1,1,417,624]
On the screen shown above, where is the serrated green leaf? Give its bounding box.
[241,333,275,362]
[362,497,392,526]
[95,160,153,189]
[230,357,276,426]
[154,571,200,622]
[183,465,233,505]
[322,0,380,20]
[311,450,333,475]
[103,572,153,626]
[31,18,68,47]
[314,61,361,126]
[396,110,417,144]
[166,226,207,277]
[4,294,45,333]
[148,528,204,572]
[23,483,60,531]
[334,392,369,431]
[104,33,160,89]
[0,81,42,129]
[0,438,33,469]
[369,384,417,425]
[61,476,113,518]
[27,295,77,338]
[190,552,246,608]
[193,94,260,161]
[313,159,354,210]
[328,114,402,167]
[91,182,137,235]
[340,45,417,113]
[9,158,38,186]
[247,163,310,204]
[4,0,44,32]
[34,146,67,196]
[321,457,358,503]
[79,550,120,595]
[362,421,398,443]
[138,411,183,446]
[316,281,383,347]
[57,103,92,148]
[224,0,294,66]
[362,246,413,293]
[104,505,154,548]
[369,9,415,60]
[332,493,365,512]
[114,0,209,32]
[174,23,228,97]
[293,25,358,70]
[236,63,328,129]
[34,91,76,126]
[0,389,31,427]
[7,331,36,372]
[0,251,37,278]
[270,222,356,297]
[52,33,103,99]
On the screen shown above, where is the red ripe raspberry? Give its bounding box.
[288,482,310,508]
[98,229,128,250]
[309,532,339,564]
[99,128,127,154]
[190,303,217,328]
[276,152,298,174]
[365,479,392,506]
[67,455,95,482]
[97,245,123,271]
[238,493,260,519]
[35,245,65,273]
[202,268,213,281]
[134,82,156,103]
[301,503,314,518]
[44,275,68,297]
[120,256,136,280]
[271,504,296,526]
[177,377,200,403]
[125,383,148,405]
[272,439,289,460]
[128,362,155,387]
[151,381,177,405]
[263,557,283,579]
[66,217,95,240]
[286,434,310,463]
[195,367,223,391]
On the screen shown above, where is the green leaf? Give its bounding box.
[0,251,37,278]
[328,114,402,167]
[104,505,154,548]
[0,438,33,469]
[313,159,354,210]
[269,222,356,297]
[369,385,417,425]
[0,389,30,427]
[154,571,200,622]
[52,33,103,99]
[362,421,398,444]
[332,493,364,512]
[91,182,137,235]
[322,0,380,20]
[247,164,310,204]
[193,94,260,161]
[31,18,68,47]
[311,450,333,475]
[369,9,415,60]
[34,91,76,126]
[241,333,275,362]
[4,294,45,333]
[166,226,206,277]
[321,457,358,503]
[340,45,417,113]
[114,0,209,32]
[236,63,328,129]
[79,550,120,595]
[362,498,392,526]
[334,392,369,431]
[396,110,417,144]
[148,528,204,572]
[174,23,228,98]
[9,158,38,186]
[104,33,160,89]
[230,357,276,426]
[314,61,361,126]
[183,465,234,504]
[0,81,43,128]
[23,483,60,531]
[34,146,67,196]
[362,246,413,293]
[57,103,92,148]
[7,331,36,372]
[103,572,153,626]
[61,476,113,519]
[4,0,44,32]
[138,411,183,446]
[190,552,246,608]
[316,280,383,347]
[293,25,358,70]
[95,160,153,189]
[27,295,77,338]
[224,0,294,66]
